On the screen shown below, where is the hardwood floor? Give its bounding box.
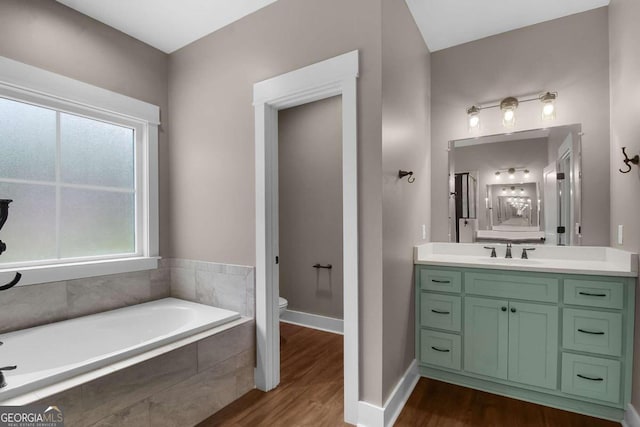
[395,378,618,427]
[199,323,618,427]
[198,322,348,427]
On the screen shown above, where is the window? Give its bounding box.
[0,56,159,284]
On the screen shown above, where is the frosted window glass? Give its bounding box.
[0,97,56,181]
[0,183,57,264]
[59,188,135,258]
[60,113,134,188]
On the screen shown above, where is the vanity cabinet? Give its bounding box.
[464,297,558,389]
[415,264,636,421]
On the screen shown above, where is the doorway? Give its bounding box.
[253,51,359,424]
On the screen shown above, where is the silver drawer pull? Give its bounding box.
[578,328,605,335]
[431,309,450,315]
[577,374,604,381]
[431,279,450,284]
[431,346,450,353]
[578,291,607,297]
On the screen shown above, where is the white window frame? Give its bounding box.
[0,56,159,286]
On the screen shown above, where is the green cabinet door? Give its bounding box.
[507,301,559,389]
[464,297,509,380]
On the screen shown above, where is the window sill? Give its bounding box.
[0,257,160,287]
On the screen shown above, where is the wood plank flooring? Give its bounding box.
[198,322,348,426]
[199,323,618,427]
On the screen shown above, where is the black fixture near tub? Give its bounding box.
[0,198,22,291]
[0,366,17,389]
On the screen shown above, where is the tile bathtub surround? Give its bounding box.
[169,259,255,318]
[0,264,171,334]
[35,320,256,427]
[0,258,255,335]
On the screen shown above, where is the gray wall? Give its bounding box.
[381,0,431,399]
[0,0,171,256]
[454,138,548,231]
[168,0,387,405]
[431,8,610,246]
[278,96,343,320]
[609,0,640,410]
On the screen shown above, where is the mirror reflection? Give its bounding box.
[449,124,582,245]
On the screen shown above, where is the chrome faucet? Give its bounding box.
[505,243,513,259]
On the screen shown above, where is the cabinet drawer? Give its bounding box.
[465,272,558,302]
[420,329,461,370]
[561,353,621,404]
[420,293,461,332]
[563,309,622,357]
[564,279,624,309]
[419,268,461,293]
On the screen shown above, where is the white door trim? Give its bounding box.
[253,50,360,424]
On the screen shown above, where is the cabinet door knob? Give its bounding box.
[501,306,507,312]
[510,307,516,313]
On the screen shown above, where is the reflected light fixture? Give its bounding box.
[467,106,480,131]
[500,97,519,128]
[540,92,557,121]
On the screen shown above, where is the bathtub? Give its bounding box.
[0,298,241,401]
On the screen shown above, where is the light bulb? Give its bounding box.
[504,110,514,121]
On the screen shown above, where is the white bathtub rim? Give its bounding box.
[0,313,253,406]
[0,298,242,401]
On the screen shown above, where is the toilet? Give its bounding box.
[278,297,288,316]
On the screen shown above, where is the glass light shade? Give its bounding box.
[467,106,480,131]
[500,97,518,128]
[540,92,557,121]
[502,108,516,127]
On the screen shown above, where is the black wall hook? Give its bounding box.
[619,147,639,174]
[398,170,415,183]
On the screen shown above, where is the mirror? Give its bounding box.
[448,124,582,245]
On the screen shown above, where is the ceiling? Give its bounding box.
[405,0,610,52]
[56,0,278,53]
[57,0,610,54]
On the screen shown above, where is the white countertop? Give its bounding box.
[414,243,639,277]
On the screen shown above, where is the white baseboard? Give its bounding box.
[623,403,640,427]
[280,309,343,334]
[357,360,420,427]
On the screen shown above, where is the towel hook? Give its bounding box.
[398,170,415,183]
[619,147,639,174]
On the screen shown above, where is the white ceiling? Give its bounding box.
[405,0,610,52]
[56,0,278,53]
[57,0,610,54]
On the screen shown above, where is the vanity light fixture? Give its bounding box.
[540,92,557,121]
[467,106,481,131]
[465,91,557,129]
[508,167,516,179]
[495,171,501,180]
[500,97,519,128]
[524,169,530,178]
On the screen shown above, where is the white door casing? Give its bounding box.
[253,50,359,424]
